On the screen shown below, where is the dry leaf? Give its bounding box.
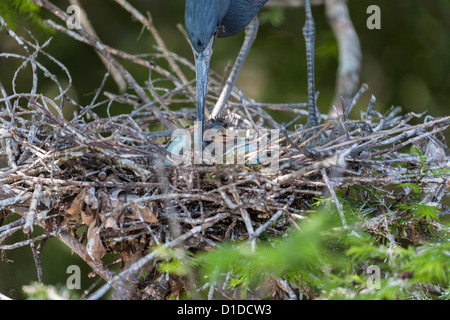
[86,221,106,261]
[129,203,158,224]
[121,250,131,265]
[84,187,98,210]
[104,216,119,229]
[97,190,113,213]
[65,188,99,227]
[65,188,88,216]
[81,205,95,226]
[97,190,124,230]
[168,274,186,299]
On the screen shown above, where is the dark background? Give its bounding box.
[0,0,449,299]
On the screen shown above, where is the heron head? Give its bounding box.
[185,0,230,54]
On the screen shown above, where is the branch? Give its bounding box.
[88,212,230,300]
[325,0,362,115]
[33,0,173,129]
[68,0,127,92]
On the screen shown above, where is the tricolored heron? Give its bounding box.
[175,0,321,162]
[185,0,269,149]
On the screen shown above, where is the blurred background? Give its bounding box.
[0,0,449,299]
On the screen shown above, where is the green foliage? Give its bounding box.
[156,247,191,276]
[399,202,441,221]
[163,150,449,300]
[406,242,450,284]
[156,181,450,299]
[22,282,80,300]
[0,0,45,30]
[347,240,450,299]
[259,7,285,27]
[192,211,347,298]
[398,182,421,196]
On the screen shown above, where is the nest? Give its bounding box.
[1,3,450,300]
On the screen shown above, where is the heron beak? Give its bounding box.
[194,36,215,149]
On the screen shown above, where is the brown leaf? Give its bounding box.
[65,188,88,216]
[81,205,95,226]
[97,190,113,213]
[104,216,119,230]
[104,174,121,183]
[65,188,99,227]
[121,250,131,265]
[98,190,124,230]
[168,274,186,299]
[86,221,106,261]
[129,203,158,224]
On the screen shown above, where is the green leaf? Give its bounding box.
[406,242,450,284]
[413,202,440,221]
[259,8,285,27]
[398,182,421,195]
[0,0,45,30]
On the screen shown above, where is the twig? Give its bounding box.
[113,0,194,99]
[69,0,127,92]
[0,292,12,300]
[250,195,294,240]
[321,168,347,227]
[34,0,173,129]
[231,186,256,251]
[28,232,43,284]
[87,212,230,300]
[325,0,361,115]
[0,193,32,211]
[23,183,42,234]
[210,17,260,119]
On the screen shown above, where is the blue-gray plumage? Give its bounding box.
[185,0,268,148]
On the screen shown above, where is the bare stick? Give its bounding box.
[325,0,361,116]
[113,0,194,99]
[210,17,259,119]
[28,232,43,284]
[69,0,127,92]
[34,0,173,129]
[88,212,230,300]
[23,183,42,234]
[321,168,347,227]
[0,292,12,300]
[231,186,256,251]
[250,195,294,240]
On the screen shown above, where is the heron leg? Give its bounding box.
[303,0,320,130]
[300,0,334,159]
[210,17,260,119]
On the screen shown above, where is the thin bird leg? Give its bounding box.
[300,0,335,160]
[210,17,260,119]
[303,0,319,130]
